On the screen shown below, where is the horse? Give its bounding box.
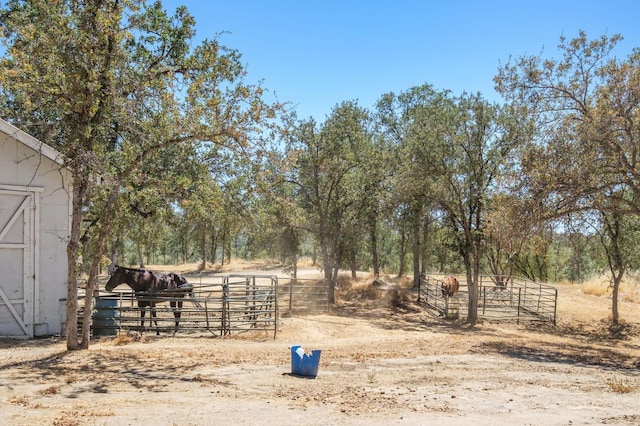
[441,276,460,297]
[105,265,196,335]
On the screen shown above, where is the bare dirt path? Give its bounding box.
[1,264,639,425]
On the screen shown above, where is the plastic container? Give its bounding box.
[92,296,119,336]
[290,345,321,378]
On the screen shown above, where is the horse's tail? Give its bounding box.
[191,295,202,308]
[181,285,202,308]
[171,273,201,308]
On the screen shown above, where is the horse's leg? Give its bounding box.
[171,300,182,336]
[151,302,160,336]
[139,304,146,332]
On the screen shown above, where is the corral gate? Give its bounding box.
[418,273,557,324]
[278,277,330,315]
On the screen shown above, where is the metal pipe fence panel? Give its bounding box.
[277,278,330,315]
[419,273,557,324]
[93,274,279,338]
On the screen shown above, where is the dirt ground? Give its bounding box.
[1,262,639,425]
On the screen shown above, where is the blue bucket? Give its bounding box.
[290,345,321,378]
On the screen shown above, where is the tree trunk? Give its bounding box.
[369,218,380,280]
[350,254,357,280]
[463,248,478,325]
[79,184,121,348]
[471,249,480,326]
[80,253,102,349]
[412,219,420,288]
[108,244,118,274]
[311,244,317,266]
[317,212,338,303]
[398,227,406,277]
[136,244,144,268]
[320,236,335,303]
[66,177,87,350]
[612,275,621,324]
[210,231,217,265]
[292,251,298,279]
[421,220,429,275]
[200,223,207,271]
[221,228,226,265]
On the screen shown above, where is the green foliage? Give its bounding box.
[1,4,637,330]
[496,30,640,323]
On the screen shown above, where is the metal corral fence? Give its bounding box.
[278,277,330,315]
[92,274,279,338]
[91,274,331,338]
[418,273,558,324]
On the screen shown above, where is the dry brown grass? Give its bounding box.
[8,395,30,406]
[37,386,60,396]
[581,273,640,302]
[336,271,413,308]
[52,408,116,426]
[111,330,144,345]
[606,376,636,394]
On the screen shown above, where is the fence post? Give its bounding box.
[516,288,522,324]
[203,300,210,332]
[289,278,294,315]
[222,280,229,336]
[272,276,279,340]
[553,288,558,325]
[444,293,449,317]
[482,285,486,315]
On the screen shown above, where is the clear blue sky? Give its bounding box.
[162,0,640,121]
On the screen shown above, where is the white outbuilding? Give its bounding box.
[0,119,72,338]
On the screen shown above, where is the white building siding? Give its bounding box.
[0,119,71,337]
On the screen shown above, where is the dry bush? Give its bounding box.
[337,275,380,302]
[111,330,143,345]
[385,286,409,307]
[335,272,413,308]
[8,395,30,406]
[606,377,636,393]
[38,386,60,395]
[53,417,80,426]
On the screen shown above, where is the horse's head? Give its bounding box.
[441,276,460,297]
[105,266,124,292]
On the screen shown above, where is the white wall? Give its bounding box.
[0,124,71,337]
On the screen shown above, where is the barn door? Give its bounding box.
[0,187,38,338]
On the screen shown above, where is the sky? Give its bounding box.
[161,0,640,122]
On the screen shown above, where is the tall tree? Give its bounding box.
[495,31,640,323]
[0,0,277,349]
[354,132,392,280]
[284,102,368,302]
[376,85,446,286]
[431,93,522,325]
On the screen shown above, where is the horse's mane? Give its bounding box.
[115,265,183,279]
[114,265,150,273]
